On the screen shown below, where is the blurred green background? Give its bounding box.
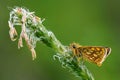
[0,0,120,80]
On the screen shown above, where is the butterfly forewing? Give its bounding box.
[78,46,110,66]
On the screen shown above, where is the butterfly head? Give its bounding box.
[70,43,81,50]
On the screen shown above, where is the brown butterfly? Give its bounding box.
[70,43,111,66]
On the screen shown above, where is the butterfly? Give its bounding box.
[70,43,111,66]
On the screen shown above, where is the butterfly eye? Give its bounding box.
[72,45,76,48]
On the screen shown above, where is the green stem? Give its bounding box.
[36,24,66,54]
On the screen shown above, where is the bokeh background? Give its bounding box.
[0,0,120,80]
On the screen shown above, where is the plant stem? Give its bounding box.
[8,7,94,80]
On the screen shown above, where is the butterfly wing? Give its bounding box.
[78,46,111,66]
